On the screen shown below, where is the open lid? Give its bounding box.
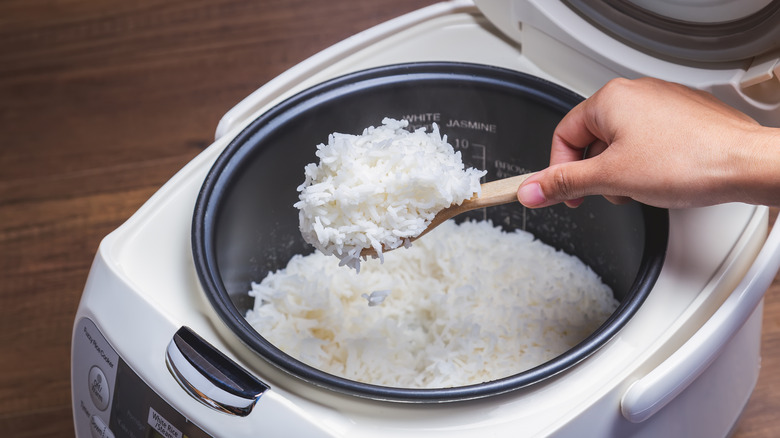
[561,0,780,63]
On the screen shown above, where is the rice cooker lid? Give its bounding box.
[560,0,780,63]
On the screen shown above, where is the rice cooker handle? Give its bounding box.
[621,218,780,423]
[165,326,270,416]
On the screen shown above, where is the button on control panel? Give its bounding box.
[88,366,110,411]
[89,415,115,438]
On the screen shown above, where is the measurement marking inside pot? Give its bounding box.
[473,143,487,221]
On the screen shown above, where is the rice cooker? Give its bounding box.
[72,1,780,437]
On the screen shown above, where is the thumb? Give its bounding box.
[517,162,599,208]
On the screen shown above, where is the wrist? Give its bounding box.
[732,125,780,206]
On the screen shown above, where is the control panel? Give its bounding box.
[72,318,213,438]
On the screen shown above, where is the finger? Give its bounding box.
[564,197,585,208]
[604,195,633,205]
[556,140,608,208]
[585,139,608,159]
[550,100,601,166]
[518,160,603,208]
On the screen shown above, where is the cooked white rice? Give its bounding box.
[246,220,618,389]
[294,118,486,271]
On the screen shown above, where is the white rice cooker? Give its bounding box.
[72,1,780,437]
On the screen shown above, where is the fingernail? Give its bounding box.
[518,182,546,207]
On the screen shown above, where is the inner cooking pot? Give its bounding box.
[192,62,668,402]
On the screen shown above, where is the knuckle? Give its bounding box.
[551,168,578,200]
[601,77,631,94]
[598,78,638,103]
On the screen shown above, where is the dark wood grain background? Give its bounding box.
[1,0,778,436]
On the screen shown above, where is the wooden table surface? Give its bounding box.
[1,1,778,436]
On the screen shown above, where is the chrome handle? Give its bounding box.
[165,326,269,416]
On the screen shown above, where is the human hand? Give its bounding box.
[517,77,780,209]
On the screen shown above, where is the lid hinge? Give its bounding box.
[740,50,780,89]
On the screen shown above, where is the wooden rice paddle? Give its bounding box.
[360,172,536,257]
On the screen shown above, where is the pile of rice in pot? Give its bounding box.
[246,220,618,388]
[294,118,486,271]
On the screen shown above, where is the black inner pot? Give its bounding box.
[192,62,669,402]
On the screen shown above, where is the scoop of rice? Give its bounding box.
[294,118,486,271]
[246,220,618,389]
